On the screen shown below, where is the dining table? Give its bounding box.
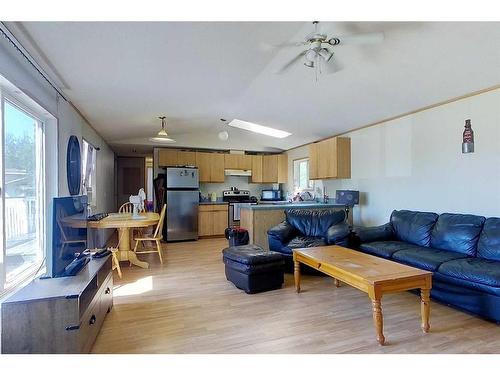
[88,212,160,269]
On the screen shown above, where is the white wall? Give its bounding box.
[287,88,500,227]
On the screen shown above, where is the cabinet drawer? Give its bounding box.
[79,272,113,353]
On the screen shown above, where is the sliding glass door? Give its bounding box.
[1,98,45,290]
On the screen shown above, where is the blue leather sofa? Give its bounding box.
[353,209,500,322]
[267,208,350,273]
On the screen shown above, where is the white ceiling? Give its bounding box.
[8,21,500,155]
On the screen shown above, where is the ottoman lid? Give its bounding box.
[222,244,283,265]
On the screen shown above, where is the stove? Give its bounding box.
[222,190,256,226]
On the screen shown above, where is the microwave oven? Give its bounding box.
[261,190,282,201]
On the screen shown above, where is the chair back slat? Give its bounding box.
[154,204,167,239]
[119,202,145,214]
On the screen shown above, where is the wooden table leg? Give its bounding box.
[294,260,301,293]
[421,288,431,333]
[371,298,385,345]
[118,228,149,269]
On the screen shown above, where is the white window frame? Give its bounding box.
[81,138,97,209]
[0,76,57,297]
[293,157,313,192]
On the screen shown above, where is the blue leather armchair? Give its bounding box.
[267,208,349,273]
[352,209,500,322]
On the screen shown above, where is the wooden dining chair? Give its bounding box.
[119,201,147,245]
[133,204,167,264]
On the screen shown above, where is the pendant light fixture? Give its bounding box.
[218,118,229,141]
[149,116,175,143]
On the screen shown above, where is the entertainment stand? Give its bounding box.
[1,256,113,353]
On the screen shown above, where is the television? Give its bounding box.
[50,195,89,278]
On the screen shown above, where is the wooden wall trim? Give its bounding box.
[286,83,500,152]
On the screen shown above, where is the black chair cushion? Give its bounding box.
[281,236,327,255]
[430,213,486,256]
[359,241,418,259]
[390,210,438,247]
[392,247,468,271]
[477,217,500,261]
[285,209,345,238]
[222,244,283,265]
[437,258,500,288]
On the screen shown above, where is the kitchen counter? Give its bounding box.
[199,201,228,205]
[243,202,348,210]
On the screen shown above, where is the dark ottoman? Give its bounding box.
[222,244,285,294]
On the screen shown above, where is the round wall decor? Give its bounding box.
[67,135,81,196]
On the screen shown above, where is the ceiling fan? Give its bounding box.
[277,21,384,75]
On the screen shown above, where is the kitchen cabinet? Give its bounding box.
[196,152,225,182]
[250,155,263,183]
[308,137,351,180]
[198,204,228,237]
[177,151,196,166]
[224,154,252,170]
[158,149,178,166]
[261,154,287,183]
[158,150,196,167]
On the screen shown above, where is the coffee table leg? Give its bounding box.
[294,260,301,293]
[371,298,385,345]
[421,288,431,333]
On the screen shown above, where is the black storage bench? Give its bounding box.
[222,244,285,294]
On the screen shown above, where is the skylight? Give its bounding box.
[228,119,292,138]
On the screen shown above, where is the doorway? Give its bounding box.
[116,157,145,209]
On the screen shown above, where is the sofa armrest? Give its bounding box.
[326,222,351,245]
[352,223,394,244]
[267,221,297,243]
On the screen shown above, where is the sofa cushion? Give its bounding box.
[390,210,438,246]
[285,209,345,238]
[359,241,418,259]
[392,248,468,272]
[437,258,500,288]
[281,236,327,255]
[430,213,486,256]
[477,218,500,261]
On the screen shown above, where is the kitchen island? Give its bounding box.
[240,202,352,250]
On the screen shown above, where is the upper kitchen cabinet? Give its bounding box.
[196,152,225,182]
[309,137,351,180]
[250,155,263,183]
[158,149,196,167]
[224,154,252,170]
[261,154,287,183]
[158,149,178,166]
[177,151,196,166]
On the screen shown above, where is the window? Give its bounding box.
[81,139,97,208]
[2,99,45,288]
[293,158,312,191]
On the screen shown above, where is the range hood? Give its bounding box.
[224,169,252,177]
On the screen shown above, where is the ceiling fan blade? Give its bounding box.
[335,32,385,45]
[276,51,306,74]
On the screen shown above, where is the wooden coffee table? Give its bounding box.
[293,245,432,345]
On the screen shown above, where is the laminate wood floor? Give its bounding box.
[92,238,500,354]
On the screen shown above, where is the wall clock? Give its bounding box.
[67,135,81,196]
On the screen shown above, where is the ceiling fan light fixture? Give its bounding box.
[319,48,333,62]
[304,60,314,68]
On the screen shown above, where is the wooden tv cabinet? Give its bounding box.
[1,256,113,353]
